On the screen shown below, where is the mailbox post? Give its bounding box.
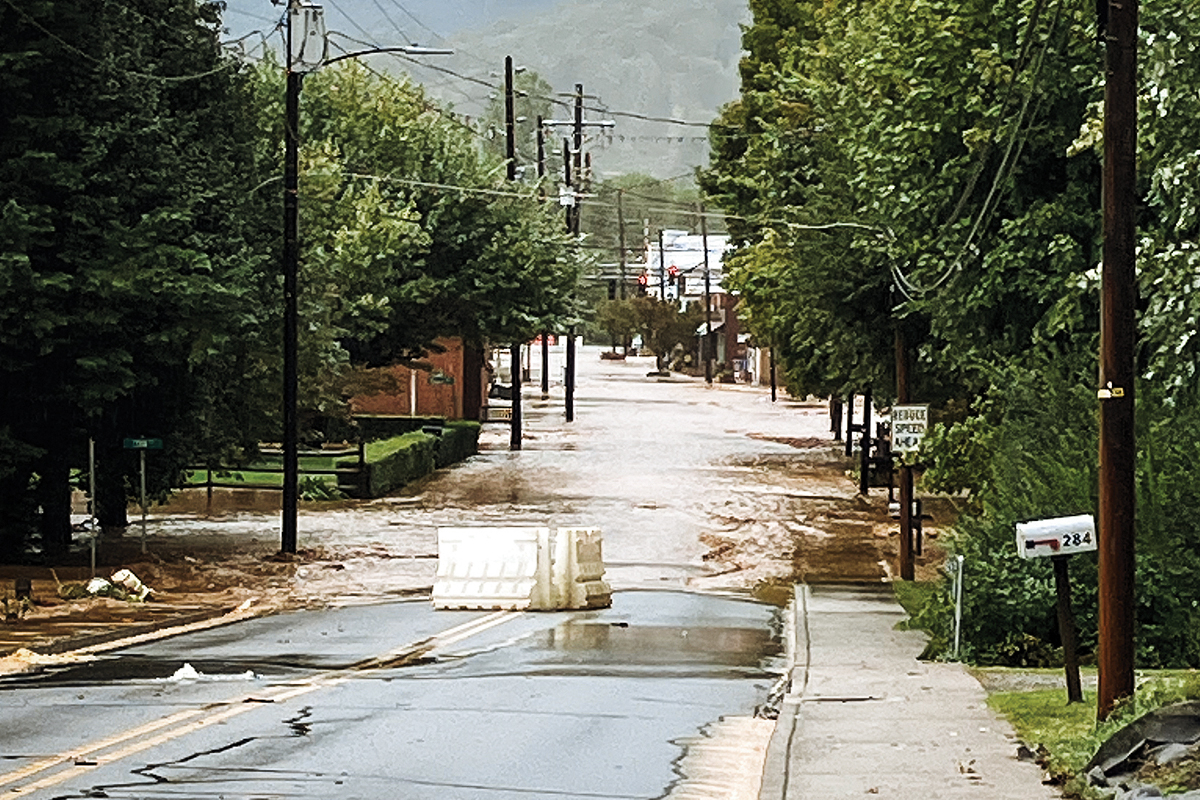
[1016,514,1097,703]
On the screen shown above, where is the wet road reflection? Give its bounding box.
[0,592,787,799]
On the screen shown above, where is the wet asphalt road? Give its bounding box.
[0,591,785,799]
[0,349,861,798]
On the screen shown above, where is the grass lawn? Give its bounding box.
[985,671,1200,796]
[185,465,340,488]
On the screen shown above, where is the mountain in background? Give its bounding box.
[221,0,748,178]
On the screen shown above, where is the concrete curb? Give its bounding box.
[759,584,808,800]
[7,604,267,659]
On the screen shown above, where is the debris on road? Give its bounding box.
[56,570,153,602]
[1087,702,1200,797]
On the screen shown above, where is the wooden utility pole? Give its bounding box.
[563,85,584,423]
[858,389,873,496]
[537,117,549,399]
[617,190,628,301]
[536,115,545,180]
[769,346,777,401]
[505,56,522,452]
[281,3,304,554]
[1097,0,1138,721]
[896,326,914,581]
[504,56,516,183]
[699,205,714,384]
[658,230,667,301]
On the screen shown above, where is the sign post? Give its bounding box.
[1016,514,1097,703]
[892,404,928,580]
[123,438,163,554]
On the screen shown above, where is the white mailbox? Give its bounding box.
[1015,515,1097,559]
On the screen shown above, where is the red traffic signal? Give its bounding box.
[668,265,679,277]
[637,273,648,285]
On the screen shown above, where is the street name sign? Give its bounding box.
[891,405,929,454]
[123,438,163,450]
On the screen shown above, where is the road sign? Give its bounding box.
[123,438,163,450]
[1016,515,1097,559]
[891,405,928,454]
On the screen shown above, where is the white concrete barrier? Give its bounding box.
[432,527,547,610]
[555,528,613,610]
[433,526,611,611]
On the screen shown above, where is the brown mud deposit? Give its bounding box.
[0,536,419,665]
[0,454,953,665]
[0,365,955,664]
[690,449,951,594]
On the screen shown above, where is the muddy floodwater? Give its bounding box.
[131,346,940,606]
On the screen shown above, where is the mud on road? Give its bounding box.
[0,352,951,664]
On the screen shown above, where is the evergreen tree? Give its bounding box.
[0,0,272,558]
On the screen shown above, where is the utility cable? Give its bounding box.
[889,0,1065,297]
[324,0,386,48]
[342,172,542,200]
[2,0,273,82]
[323,38,488,140]
[360,49,738,131]
[325,31,479,105]
[368,0,411,45]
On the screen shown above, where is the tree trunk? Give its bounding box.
[462,343,484,422]
[0,472,35,563]
[96,449,129,535]
[37,451,73,560]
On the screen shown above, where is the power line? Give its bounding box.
[324,0,386,47]
[367,0,411,44]
[223,6,283,24]
[342,171,541,199]
[323,39,489,141]
[2,0,275,83]
[370,51,737,132]
[891,0,1065,298]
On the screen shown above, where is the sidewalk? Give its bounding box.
[761,584,1059,800]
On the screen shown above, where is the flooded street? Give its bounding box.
[139,346,902,605]
[0,350,950,800]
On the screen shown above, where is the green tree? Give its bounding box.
[595,299,639,352]
[628,297,705,371]
[705,0,1200,667]
[0,0,274,558]
[297,62,580,346]
[252,59,582,423]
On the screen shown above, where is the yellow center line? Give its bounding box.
[0,707,206,787]
[1,610,522,796]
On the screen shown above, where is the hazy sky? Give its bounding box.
[219,0,563,48]
[221,0,747,178]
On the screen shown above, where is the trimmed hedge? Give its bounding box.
[336,422,480,498]
[353,414,446,441]
[435,421,481,468]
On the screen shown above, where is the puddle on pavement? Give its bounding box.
[530,621,782,671]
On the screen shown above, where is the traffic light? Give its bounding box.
[607,279,617,300]
[636,273,648,296]
[668,264,679,283]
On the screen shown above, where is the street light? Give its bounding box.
[281,0,450,554]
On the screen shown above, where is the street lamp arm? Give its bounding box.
[542,119,616,128]
[323,45,453,66]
